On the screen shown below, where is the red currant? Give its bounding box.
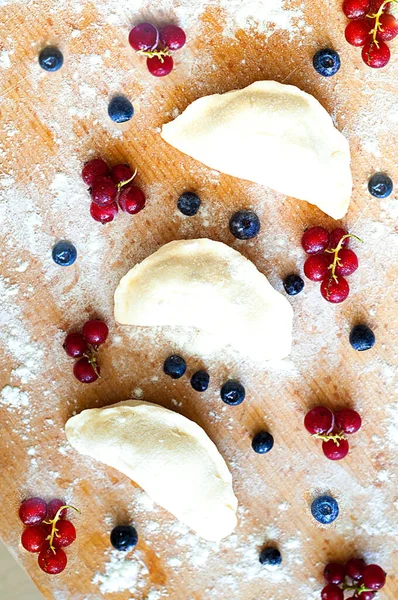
[376,13,398,40]
[63,333,87,358]
[342,0,370,19]
[38,547,67,574]
[346,557,366,580]
[362,39,390,67]
[90,201,118,224]
[159,25,186,50]
[304,406,335,435]
[320,275,350,303]
[146,54,174,77]
[19,497,47,526]
[129,23,159,51]
[329,228,349,249]
[47,499,67,520]
[362,564,386,590]
[21,525,48,553]
[52,520,76,548]
[345,19,373,45]
[73,358,99,384]
[118,185,146,214]
[82,319,108,345]
[110,164,133,185]
[358,592,376,600]
[335,408,362,433]
[91,177,117,207]
[81,159,109,187]
[301,227,329,254]
[322,438,350,460]
[321,583,344,600]
[304,254,331,282]
[324,562,346,585]
[335,249,359,276]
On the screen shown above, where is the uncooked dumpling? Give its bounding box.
[65,399,238,541]
[161,81,352,220]
[114,238,293,362]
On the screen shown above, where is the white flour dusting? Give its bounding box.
[0,385,29,409]
[92,549,149,594]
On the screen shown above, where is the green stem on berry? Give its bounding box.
[117,168,138,192]
[325,234,363,282]
[44,505,80,553]
[313,431,347,445]
[136,48,171,62]
[83,346,101,378]
[342,582,373,594]
[368,0,398,47]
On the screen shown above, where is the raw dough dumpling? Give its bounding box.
[161,81,352,220]
[114,238,293,362]
[65,399,238,541]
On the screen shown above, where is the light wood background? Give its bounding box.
[0,0,397,599]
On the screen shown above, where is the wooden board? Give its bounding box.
[0,1,397,598]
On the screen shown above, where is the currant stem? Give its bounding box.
[44,505,80,553]
[325,234,363,282]
[313,431,347,445]
[136,48,171,62]
[342,582,373,594]
[117,168,138,192]
[83,346,101,378]
[368,0,398,47]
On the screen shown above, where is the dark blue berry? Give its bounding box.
[191,370,210,392]
[220,380,245,406]
[311,495,339,524]
[368,173,393,199]
[313,49,341,77]
[177,192,201,216]
[52,240,77,266]
[252,431,274,454]
[229,210,260,240]
[39,47,64,72]
[108,96,134,123]
[163,355,186,379]
[349,324,375,351]
[259,547,282,567]
[283,274,304,296]
[110,525,138,551]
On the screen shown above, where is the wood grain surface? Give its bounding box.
[0,1,397,599]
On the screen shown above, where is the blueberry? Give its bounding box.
[163,355,186,379]
[52,240,77,266]
[191,370,210,392]
[110,525,138,551]
[252,431,274,454]
[229,210,260,240]
[313,49,341,77]
[177,192,201,216]
[108,96,134,123]
[349,324,375,351]
[259,547,282,568]
[220,380,245,406]
[368,173,393,198]
[39,47,64,72]
[283,274,304,296]
[311,495,339,524]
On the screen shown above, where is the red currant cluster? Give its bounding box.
[63,319,108,383]
[304,406,362,460]
[128,22,186,77]
[81,159,146,224]
[19,497,79,575]
[343,0,398,67]
[322,557,387,599]
[302,227,361,303]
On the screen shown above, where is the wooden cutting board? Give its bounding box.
[0,1,397,598]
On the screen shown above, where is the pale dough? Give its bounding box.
[65,399,238,541]
[161,81,352,220]
[114,238,293,362]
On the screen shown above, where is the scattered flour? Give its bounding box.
[92,549,148,594]
[0,385,29,409]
